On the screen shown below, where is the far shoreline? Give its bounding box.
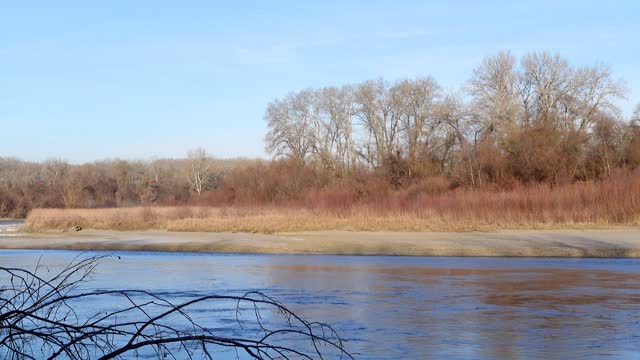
[3,228,640,258]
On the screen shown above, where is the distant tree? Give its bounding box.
[0,157,23,192]
[571,64,627,131]
[589,115,623,177]
[392,77,441,172]
[264,91,315,166]
[312,86,356,175]
[187,147,211,197]
[469,51,519,140]
[622,105,640,168]
[354,79,400,167]
[506,126,559,182]
[433,94,479,187]
[517,52,573,128]
[60,166,87,208]
[42,158,71,207]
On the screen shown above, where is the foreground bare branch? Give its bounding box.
[0,255,353,360]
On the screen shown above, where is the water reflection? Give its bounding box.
[1,251,639,359]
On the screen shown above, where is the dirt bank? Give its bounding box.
[2,229,640,257]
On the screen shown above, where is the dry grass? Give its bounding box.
[25,175,640,233]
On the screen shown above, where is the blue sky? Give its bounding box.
[1,0,638,163]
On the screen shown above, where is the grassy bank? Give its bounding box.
[25,177,640,233]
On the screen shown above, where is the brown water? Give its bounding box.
[1,250,640,359]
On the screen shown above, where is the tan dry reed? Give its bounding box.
[25,175,640,233]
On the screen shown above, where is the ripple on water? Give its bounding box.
[1,249,640,359]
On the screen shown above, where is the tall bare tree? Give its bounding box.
[572,64,627,131]
[518,51,573,128]
[264,91,315,165]
[469,51,518,139]
[313,86,357,175]
[187,147,211,197]
[392,78,441,168]
[433,94,479,187]
[0,158,23,192]
[354,79,400,167]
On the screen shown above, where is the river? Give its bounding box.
[0,219,22,237]
[1,248,640,359]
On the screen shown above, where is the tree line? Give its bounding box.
[0,152,237,217]
[1,51,639,217]
[265,51,639,188]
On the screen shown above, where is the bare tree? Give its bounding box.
[264,91,315,166]
[187,147,211,197]
[354,79,400,167]
[469,51,518,139]
[0,158,23,192]
[572,64,627,131]
[433,94,482,187]
[392,78,441,168]
[312,86,357,175]
[42,158,87,208]
[518,51,573,128]
[0,255,353,360]
[43,158,69,190]
[59,167,86,208]
[632,103,640,124]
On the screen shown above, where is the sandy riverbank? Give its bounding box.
[2,229,640,257]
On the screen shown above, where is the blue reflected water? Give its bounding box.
[1,250,640,359]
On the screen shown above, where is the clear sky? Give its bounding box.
[1,0,638,163]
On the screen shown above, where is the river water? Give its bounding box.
[0,219,23,237]
[1,249,640,359]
